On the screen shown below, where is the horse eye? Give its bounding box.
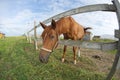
[51,35,54,39]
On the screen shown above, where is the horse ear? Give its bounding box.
[51,19,56,29]
[40,22,46,29]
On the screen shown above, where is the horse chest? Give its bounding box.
[64,32,77,39]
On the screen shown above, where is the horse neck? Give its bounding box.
[55,22,69,35]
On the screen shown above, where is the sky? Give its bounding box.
[0,0,120,36]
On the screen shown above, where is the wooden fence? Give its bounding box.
[59,40,118,51]
[25,0,120,80]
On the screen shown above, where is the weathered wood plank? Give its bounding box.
[30,38,118,51]
[28,4,116,33]
[115,29,120,38]
[34,21,37,39]
[101,41,118,51]
[117,57,120,70]
[106,0,120,80]
[58,40,101,50]
[58,40,117,51]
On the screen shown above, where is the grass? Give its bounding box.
[0,37,117,80]
[92,38,116,43]
[107,50,117,54]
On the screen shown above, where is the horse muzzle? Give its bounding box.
[39,49,51,63]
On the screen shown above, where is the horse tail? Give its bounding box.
[84,27,92,31]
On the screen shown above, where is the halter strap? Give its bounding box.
[41,32,59,53]
[41,41,58,53]
[41,47,52,53]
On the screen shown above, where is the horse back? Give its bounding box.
[57,17,85,40]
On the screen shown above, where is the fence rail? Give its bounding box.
[31,38,117,51]
[59,40,118,51]
[28,4,116,33]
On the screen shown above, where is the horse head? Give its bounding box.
[39,19,58,63]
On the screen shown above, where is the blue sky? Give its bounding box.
[0,0,119,36]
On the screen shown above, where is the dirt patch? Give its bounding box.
[80,48,115,73]
[57,45,119,79]
[77,48,120,79]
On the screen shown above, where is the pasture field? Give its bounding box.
[0,37,118,80]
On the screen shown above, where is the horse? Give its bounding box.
[39,16,91,64]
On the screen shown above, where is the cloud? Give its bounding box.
[73,11,118,35]
[0,0,119,36]
[0,9,37,36]
[78,0,112,5]
[0,7,64,36]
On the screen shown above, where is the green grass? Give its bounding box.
[92,38,116,43]
[0,37,117,80]
[107,50,117,55]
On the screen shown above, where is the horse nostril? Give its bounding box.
[39,53,44,62]
[39,52,50,63]
[40,57,48,63]
[39,56,43,62]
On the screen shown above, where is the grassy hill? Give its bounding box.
[0,37,118,80]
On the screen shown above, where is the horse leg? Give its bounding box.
[73,46,77,64]
[78,47,80,57]
[62,45,67,63]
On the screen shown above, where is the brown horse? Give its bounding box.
[39,16,91,64]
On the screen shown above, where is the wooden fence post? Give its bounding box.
[27,32,30,43]
[26,33,29,41]
[34,21,37,39]
[106,0,120,80]
[34,21,38,50]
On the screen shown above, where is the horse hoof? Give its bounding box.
[62,58,65,62]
